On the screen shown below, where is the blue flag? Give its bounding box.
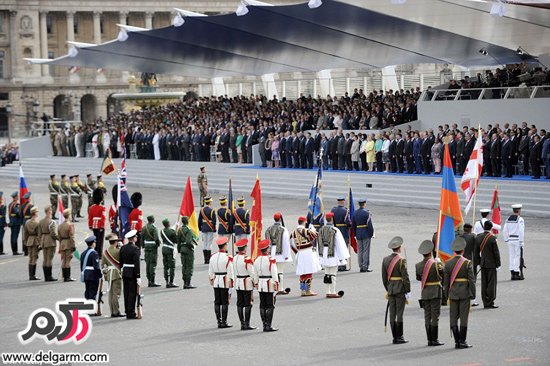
[118,175,133,238]
[307,164,324,224]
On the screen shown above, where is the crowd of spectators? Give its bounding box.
[0,143,18,167]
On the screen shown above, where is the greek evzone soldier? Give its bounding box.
[209,237,234,328]
[253,239,279,332]
[503,204,525,281]
[264,212,292,295]
[290,216,322,296]
[233,238,257,331]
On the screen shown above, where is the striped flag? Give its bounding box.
[347,179,358,253]
[58,198,65,225]
[490,188,501,234]
[117,174,133,238]
[19,165,29,205]
[228,178,235,233]
[179,177,199,240]
[120,136,127,184]
[436,143,464,261]
[461,127,483,214]
[307,163,324,225]
[250,176,263,261]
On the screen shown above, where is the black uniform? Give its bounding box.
[120,242,141,319]
[474,231,500,308]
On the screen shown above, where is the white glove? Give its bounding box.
[405,292,411,300]
[520,242,524,248]
[137,278,142,286]
[435,258,441,263]
[496,267,501,272]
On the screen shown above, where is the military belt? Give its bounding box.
[143,240,156,245]
[10,214,17,217]
[214,272,227,275]
[454,278,468,282]
[237,275,250,278]
[163,244,174,250]
[297,243,313,250]
[259,275,272,279]
[389,276,402,281]
[123,264,135,268]
[336,224,346,227]
[424,281,441,286]
[50,193,58,196]
[509,235,519,238]
[84,266,94,270]
[356,225,367,228]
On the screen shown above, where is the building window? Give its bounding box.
[0,51,5,79]
[0,13,4,33]
[48,51,54,59]
[100,14,104,34]
[47,14,53,34]
[74,14,78,34]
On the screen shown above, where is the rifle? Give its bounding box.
[97,278,104,316]
[520,247,526,279]
[136,283,143,319]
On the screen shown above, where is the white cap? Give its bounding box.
[511,204,523,209]
[124,229,138,239]
[480,209,490,214]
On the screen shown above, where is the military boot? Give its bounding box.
[390,322,397,343]
[29,265,40,280]
[451,326,460,349]
[183,280,196,289]
[214,305,222,328]
[237,306,245,330]
[45,267,58,282]
[219,305,232,328]
[206,250,211,264]
[260,308,267,329]
[425,325,432,346]
[393,322,408,344]
[263,308,278,332]
[243,306,257,330]
[458,326,472,349]
[430,326,444,346]
[203,250,208,264]
[63,268,76,282]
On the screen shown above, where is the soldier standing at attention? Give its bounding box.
[48,175,60,219]
[381,236,410,344]
[460,223,479,307]
[197,166,208,207]
[209,237,234,328]
[101,233,125,317]
[60,175,70,212]
[120,230,141,320]
[474,208,501,235]
[444,237,475,349]
[58,209,76,282]
[160,218,178,288]
[233,238,257,330]
[142,215,161,287]
[128,192,143,247]
[24,207,41,280]
[80,236,102,311]
[233,198,250,243]
[20,192,34,256]
[8,192,22,255]
[85,174,96,211]
[69,176,81,222]
[474,220,500,309]
[198,196,216,264]
[503,204,525,280]
[75,175,85,218]
[415,240,445,346]
[88,189,106,259]
[0,192,6,255]
[264,212,292,295]
[352,199,375,272]
[290,216,322,296]
[331,197,350,271]
[253,239,279,332]
[217,196,232,242]
[177,216,197,289]
[39,205,59,282]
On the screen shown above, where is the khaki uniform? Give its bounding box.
[381,252,410,341]
[60,181,70,209]
[444,255,476,337]
[77,179,86,215]
[39,217,58,267]
[101,245,122,316]
[24,218,41,265]
[48,181,60,215]
[58,221,76,268]
[69,182,81,220]
[85,177,96,211]
[197,172,208,207]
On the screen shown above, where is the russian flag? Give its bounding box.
[19,165,29,205]
[436,144,463,261]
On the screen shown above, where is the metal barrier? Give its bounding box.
[421,85,550,102]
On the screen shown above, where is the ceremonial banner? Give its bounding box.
[490,187,501,234]
[101,148,116,176]
[250,177,263,261]
[348,180,358,253]
[119,136,127,184]
[228,178,236,233]
[57,198,65,225]
[461,126,483,214]
[307,164,324,225]
[19,165,29,205]
[117,174,133,238]
[179,176,199,240]
[437,144,464,260]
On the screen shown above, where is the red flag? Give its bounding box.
[490,188,501,234]
[460,126,483,214]
[19,165,29,205]
[250,177,263,261]
[179,177,199,239]
[58,198,65,225]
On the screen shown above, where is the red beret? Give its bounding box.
[258,239,271,250]
[326,212,334,219]
[234,238,248,248]
[216,237,229,246]
[273,212,282,220]
[298,216,307,222]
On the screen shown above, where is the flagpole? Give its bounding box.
[435,210,443,259]
[347,175,352,271]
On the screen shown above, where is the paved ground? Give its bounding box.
[0,162,549,366]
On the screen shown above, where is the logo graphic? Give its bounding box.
[18,299,96,345]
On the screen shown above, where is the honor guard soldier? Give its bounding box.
[0,192,5,255]
[8,192,22,255]
[177,216,197,289]
[264,212,292,295]
[217,196,232,241]
[352,199,375,272]
[382,236,410,344]
[474,221,500,308]
[318,212,350,298]
[128,192,143,247]
[142,215,161,287]
[460,223,479,306]
[198,196,216,264]
[39,205,59,282]
[503,204,525,280]
[24,207,41,280]
[80,236,102,310]
[69,176,81,222]
[233,238,257,330]
[474,208,501,235]
[101,233,125,317]
[160,218,178,288]
[254,239,279,332]
[97,175,107,194]
[48,175,60,219]
[290,216,322,296]
[331,197,351,271]
[306,209,324,230]
[84,174,95,211]
[415,240,445,346]
[120,230,141,320]
[209,236,234,328]
[88,189,106,259]
[76,175,86,217]
[444,237,475,349]
[197,167,208,207]
[60,175,70,211]
[109,185,118,233]
[233,197,250,243]
[20,192,34,256]
[58,209,76,281]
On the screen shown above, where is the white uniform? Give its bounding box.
[474,218,501,235]
[253,255,278,293]
[265,223,293,292]
[503,214,525,273]
[208,251,234,288]
[233,253,255,291]
[317,224,351,295]
[290,225,322,276]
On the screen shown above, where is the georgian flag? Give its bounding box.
[460,128,484,215]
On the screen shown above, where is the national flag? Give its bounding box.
[179,177,199,240]
[347,177,358,253]
[119,135,127,184]
[490,187,501,234]
[101,148,117,176]
[436,143,464,261]
[19,165,29,205]
[117,174,133,238]
[307,164,324,225]
[460,126,484,214]
[69,66,80,74]
[58,198,65,225]
[250,176,263,261]
[228,178,235,234]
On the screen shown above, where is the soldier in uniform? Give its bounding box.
[415,240,445,346]
[120,230,141,320]
[80,236,102,309]
[306,208,324,231]
[264,212,292,295]
[209,236,234,328]
[39,205,59,282]
[160,218,178,288]
[85,174,96,211]
[233,198,250,243]
[352,199,375,272]
[69,176,81,222]
[331,197,351,271]
[254,239,279,332]
[75,175,85,218]
[381,236,410,344]
[197,166,208,207]
[233,238,257,330]
[60,175,70,211]
[48,175,60,219]
[217,196,232,242]
[460,223,479,306]
[177,216,197,289]
[503,204,525,280]
[8,192,22,255]
[101,233,125,317]
[24,207,41,280]
[20,192,34,256]
[109,185,118,233]
[290,216,322,296]
[198,196,216,264]
[88,188,106,259]
[142,215,161,287]
[58,209,76,281]
[128,192,143,249]
[444,237,475,349]
[474,220,500,309]
[97,175,107,194]
[0,192,5,255]
[473,208,501,235]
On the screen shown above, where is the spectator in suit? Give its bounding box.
[490,133,501,177]
[543,132,550,179]
[529,134,542,179]
[305,132,315,169]
[501,133,513,178]
[395,134,405,173]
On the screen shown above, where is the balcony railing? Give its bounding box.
[420,85,550,102]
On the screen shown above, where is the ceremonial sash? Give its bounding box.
[161,229,175,246]
[479,232,492,254]
[9,202,18,217]
[103,248,121,291]
[421,259,435,290]
[449,256,467,289]
[234,210,248,231]
[386,254,401,281]
[201,208,215,231]
[218,209,229,232]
